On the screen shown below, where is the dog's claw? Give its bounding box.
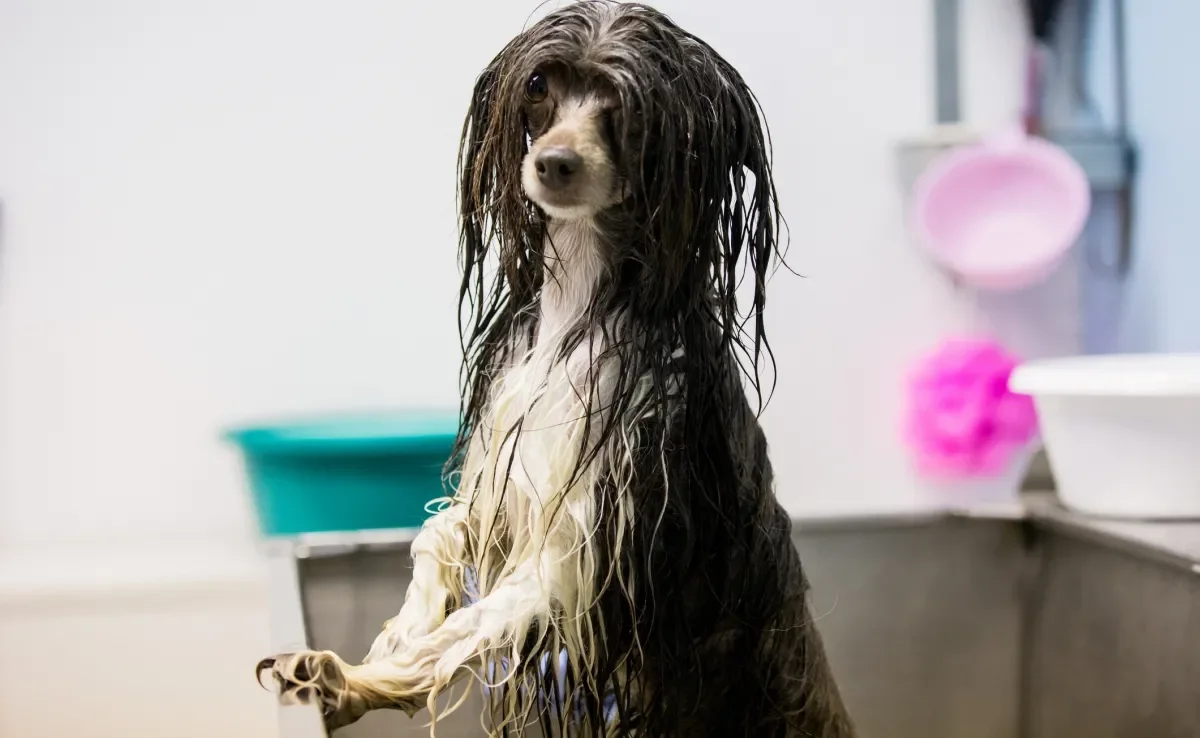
[255,653,360,731]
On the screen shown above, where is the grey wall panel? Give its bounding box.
[796,521,1024,738]
[1024,534,1200,738]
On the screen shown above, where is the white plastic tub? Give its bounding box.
[1010,354,1200,519]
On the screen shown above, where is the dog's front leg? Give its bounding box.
[258,502,471,728]
[262,543,557,731]
[363,501,471,662]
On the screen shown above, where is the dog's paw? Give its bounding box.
[256,652,359,730]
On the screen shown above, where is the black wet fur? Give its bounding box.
[451,3,856,736]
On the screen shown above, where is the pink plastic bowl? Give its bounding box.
[911,131,1091,291]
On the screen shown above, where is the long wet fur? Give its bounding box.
[258,3,855,736]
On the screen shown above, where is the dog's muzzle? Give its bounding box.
[535,146,583,191]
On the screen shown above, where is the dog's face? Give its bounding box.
[460,1,781,320]
[519,67,624,221]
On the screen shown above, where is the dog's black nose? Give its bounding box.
[535,147,582,190]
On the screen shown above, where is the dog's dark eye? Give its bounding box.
[525,72,549,103]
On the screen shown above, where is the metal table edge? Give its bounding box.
[265,548,330,738]
[1023,493,1200,576]
[263,495,1200,574]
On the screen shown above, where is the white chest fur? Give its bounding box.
[349,221,645,718]
[459,219,616,594]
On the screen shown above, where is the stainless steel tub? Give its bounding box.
[266,497,1200,738]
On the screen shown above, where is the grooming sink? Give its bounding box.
[267,495,1200,738]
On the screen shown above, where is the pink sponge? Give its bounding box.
[906,338,1038,479]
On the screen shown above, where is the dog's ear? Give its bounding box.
[705,63,785,412]
[453,51,544,462]
[458,64,500,259]
[455,61,505,401]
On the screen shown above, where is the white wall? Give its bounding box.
[0,0,1047,557]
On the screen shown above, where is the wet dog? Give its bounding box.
[258,3,855,736]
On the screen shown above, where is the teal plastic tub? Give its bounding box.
[226,410,459,537]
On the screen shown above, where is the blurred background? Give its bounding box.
[1,0,1197,736]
